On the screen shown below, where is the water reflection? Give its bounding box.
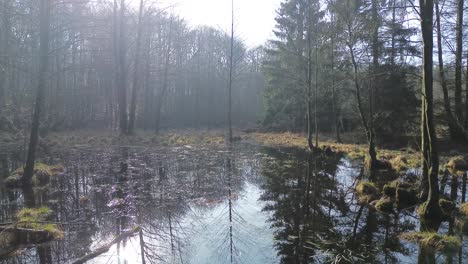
[0,144,467,263]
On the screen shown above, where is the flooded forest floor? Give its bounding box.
[1,129,468,263]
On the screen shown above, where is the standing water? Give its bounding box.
[0,143,467,263]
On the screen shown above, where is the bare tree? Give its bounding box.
[435,0,467,142]
[454,0,463,123]
[155,18,173,134]
[22,0,50,207]
[117,0,128,135]
[128,0,145,135]
[419,0,442,231]
[227,0,235,143]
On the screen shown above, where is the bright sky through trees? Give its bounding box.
[159,0,282,47]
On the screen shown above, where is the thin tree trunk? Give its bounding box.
[348,38,377,173]
[0,0,11,115]
[419,0,442,231]
[306,2,314,151]
[465,43,468,129]
[227,0,234,143]
[314,39,319,148]
[117,0,128,135]
[390,0,396,65]
[22,0,50,208]
[454,0,464,123]
[367,0,379,175]
[155,19,173,134]
[435,0,466,141]
[330,14,341,143]
[128,0,144,135]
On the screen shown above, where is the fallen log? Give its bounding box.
[71,226,140,264]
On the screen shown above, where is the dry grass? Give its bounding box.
[400,232,461,252]
[44,129,227,148]
[4,163,64,187]
[16,207,63,240]
[356,180,380,204]
[247,132,421,171]
[459,203,468,217]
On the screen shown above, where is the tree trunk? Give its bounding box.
[348,37,377,174]
[227,0,234,143]
[390,0,396,65]
[306,2,314,151]
[128,0,144,135]
[117,0,128,135]
[454,0,464,123]
[330,14,341,143]
[465,43,468,129]
[22,0,50,207]
[419,0,442,231]
[0,0,11,115]
[435,0,466,141]
[314,40,319,148]
[155,19,173,134]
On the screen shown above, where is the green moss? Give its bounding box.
[374,197,394,213]
[390,155,408,172]
[17,207,51,221]
[460,203,468,217]
[4,163,63,187]
[356,180,379,204]
[16,207,63,240]
[400,232,461,252]
[439,199,456,217]
[446,156,468,172]
[381,179,418,210]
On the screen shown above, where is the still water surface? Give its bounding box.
[0,143,467,263]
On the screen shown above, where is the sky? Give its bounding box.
[154,0,283,47]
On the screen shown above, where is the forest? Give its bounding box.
[1,0,468,263]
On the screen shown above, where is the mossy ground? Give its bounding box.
[356,180,380,204]
[460,203,468,217]
[400,232,461,252]
[16,207,63,239]
[246,132,422,173]
[4,163,63,187]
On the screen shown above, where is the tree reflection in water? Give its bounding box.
[0,144,467,263]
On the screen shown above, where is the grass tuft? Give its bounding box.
[16,207,63,240]
[460,203,468,217]
[400,232,461,252]
[356,180,379,204]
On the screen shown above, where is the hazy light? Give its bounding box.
[156,0,282,47]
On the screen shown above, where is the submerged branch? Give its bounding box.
[71,226,140,264]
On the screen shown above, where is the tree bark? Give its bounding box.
[128,0,144,135]
[22,0,50,207]
[454,0,464,123]
[155,19,173,134]
[306,1,314,151]
[435,0,466,141]
[330,14,341,143]
[347,35,377,175]
[419,0,442,231]
[0,0,11,115]
[117,0,128,135]
[227,0,235,143]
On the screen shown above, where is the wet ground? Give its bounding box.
[0,143,467,263]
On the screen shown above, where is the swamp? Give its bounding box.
[2,0,468,263]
